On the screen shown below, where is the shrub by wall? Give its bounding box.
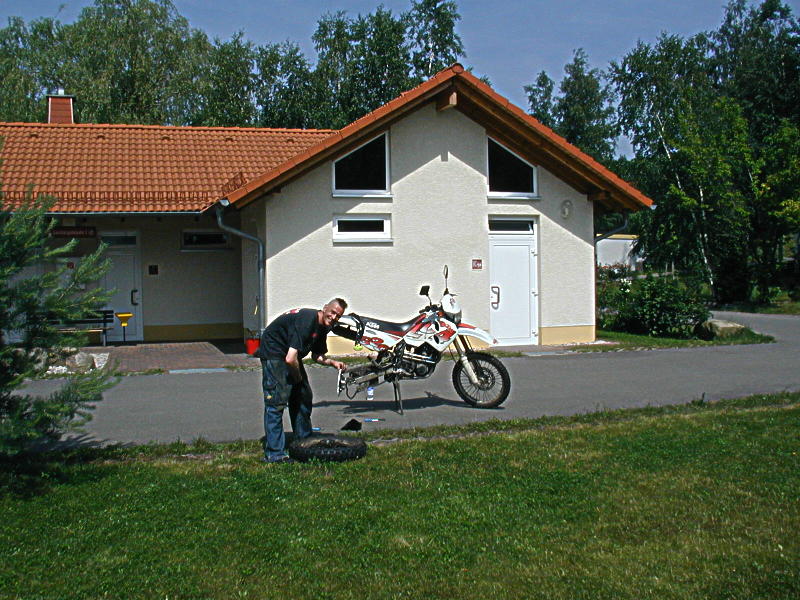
[598,271,710,338]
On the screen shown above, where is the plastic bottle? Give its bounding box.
[367,386,374,401]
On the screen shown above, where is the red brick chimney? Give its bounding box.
[47,90,75,124]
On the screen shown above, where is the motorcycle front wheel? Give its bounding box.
[452,351,510,408]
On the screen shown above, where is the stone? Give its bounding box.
[697,319,746,340]
[66,351,96,372]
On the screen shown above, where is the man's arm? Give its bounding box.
[285,347,303,383]
[313,352,346,371]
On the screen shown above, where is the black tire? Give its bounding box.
[288,435,367,463]
[452,351,511,408]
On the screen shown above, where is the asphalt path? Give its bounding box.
[22,312,800,447]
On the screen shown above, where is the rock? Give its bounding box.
[697,319,746,340]
[65,351,96,372]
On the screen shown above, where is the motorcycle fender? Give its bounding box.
[457,324,498,346]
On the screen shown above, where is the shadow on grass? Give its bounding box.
[0,436,128,499]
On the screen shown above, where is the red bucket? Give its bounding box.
[245,338,260,355]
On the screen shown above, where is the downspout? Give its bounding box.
[215,199,265,333]
[594,212,630,248]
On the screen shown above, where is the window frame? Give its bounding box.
[488,217,536,235]
[180,229,232,252]
[332,133,391,198]
[487,137,539,199]
[332,214,392,244]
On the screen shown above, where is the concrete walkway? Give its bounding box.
[21,312,800,447]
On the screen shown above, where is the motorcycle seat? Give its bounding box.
[352,314,422,336]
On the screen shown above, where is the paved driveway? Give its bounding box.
[25,312,800,447]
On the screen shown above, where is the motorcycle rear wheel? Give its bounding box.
[452,351,510,408]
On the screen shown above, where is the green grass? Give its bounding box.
[716,290,800,315]
[2,393,799,599]
[577,327,774,352]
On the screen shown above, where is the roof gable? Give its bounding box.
[224,64,652,212]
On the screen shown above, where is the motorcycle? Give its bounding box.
[332,266,511,413]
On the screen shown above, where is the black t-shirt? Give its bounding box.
[257,308,328,360]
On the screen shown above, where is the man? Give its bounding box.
[256,298,348,463]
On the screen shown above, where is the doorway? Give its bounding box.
[489,218,539,345]
[100,232,143,342]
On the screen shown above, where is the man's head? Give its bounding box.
[319,298,347,327]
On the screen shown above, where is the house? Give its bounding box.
[0,65,652,348]
[596,234,644,271]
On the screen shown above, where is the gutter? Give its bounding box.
[215,199,265,333]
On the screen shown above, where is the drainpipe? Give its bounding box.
[594,212,630,248]
[215,199,265,333]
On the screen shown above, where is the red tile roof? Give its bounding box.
[0,123,333,212]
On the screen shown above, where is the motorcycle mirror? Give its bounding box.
[419,285,430,297]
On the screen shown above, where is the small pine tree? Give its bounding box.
[1,194,118,457]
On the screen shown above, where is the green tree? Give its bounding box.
[192,33,256,127]
[255,42,318,129]
[525,70,556,129]
[346,6,414,122]
[711,0,800,139]
[311,11,354,129]
[311,7,414,128]
[406,0,465,80]
[54,0,211,124]
[611,2,800,302]
[0,17,47,122]
[0,194,117,457]
[525,49,618,164]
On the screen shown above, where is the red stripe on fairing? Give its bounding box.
[458,323,476,329]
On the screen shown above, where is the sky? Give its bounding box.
[3,0,800,110]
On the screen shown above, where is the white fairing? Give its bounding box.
[456,324,497,345]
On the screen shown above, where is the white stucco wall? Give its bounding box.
[256,103,594,340]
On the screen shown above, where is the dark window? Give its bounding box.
[337,219,385,233]
[181,231,230,250]
[100,234,137,246]
[489,219,533,233]
[488,139,535,194]
[334,135,387,191]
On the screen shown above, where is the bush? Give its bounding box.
[599,273,710,338]
[1,196,117,457]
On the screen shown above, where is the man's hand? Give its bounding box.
[314,353,346,372]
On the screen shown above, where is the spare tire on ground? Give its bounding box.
[289,435,367,463]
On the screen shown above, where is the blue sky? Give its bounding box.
[3,0,799,110]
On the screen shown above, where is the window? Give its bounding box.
[333,215,392,243]
[333,134,389,195]
[488,138,538,197]
[100,234,137,246]
[489,218,534,234]
[181,230,231,251]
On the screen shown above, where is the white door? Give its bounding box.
[101,232,143,342]
[489,219,538,345]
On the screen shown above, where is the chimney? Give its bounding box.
[47,89,75,124]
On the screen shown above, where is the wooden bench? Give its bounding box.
[49,309,115,346]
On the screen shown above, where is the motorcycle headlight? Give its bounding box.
[444,309,462,325]
[442,294,462,324]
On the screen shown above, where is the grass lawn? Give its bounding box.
[578,328,774,352]
[2,393,798,600]
[716,291,800,315]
